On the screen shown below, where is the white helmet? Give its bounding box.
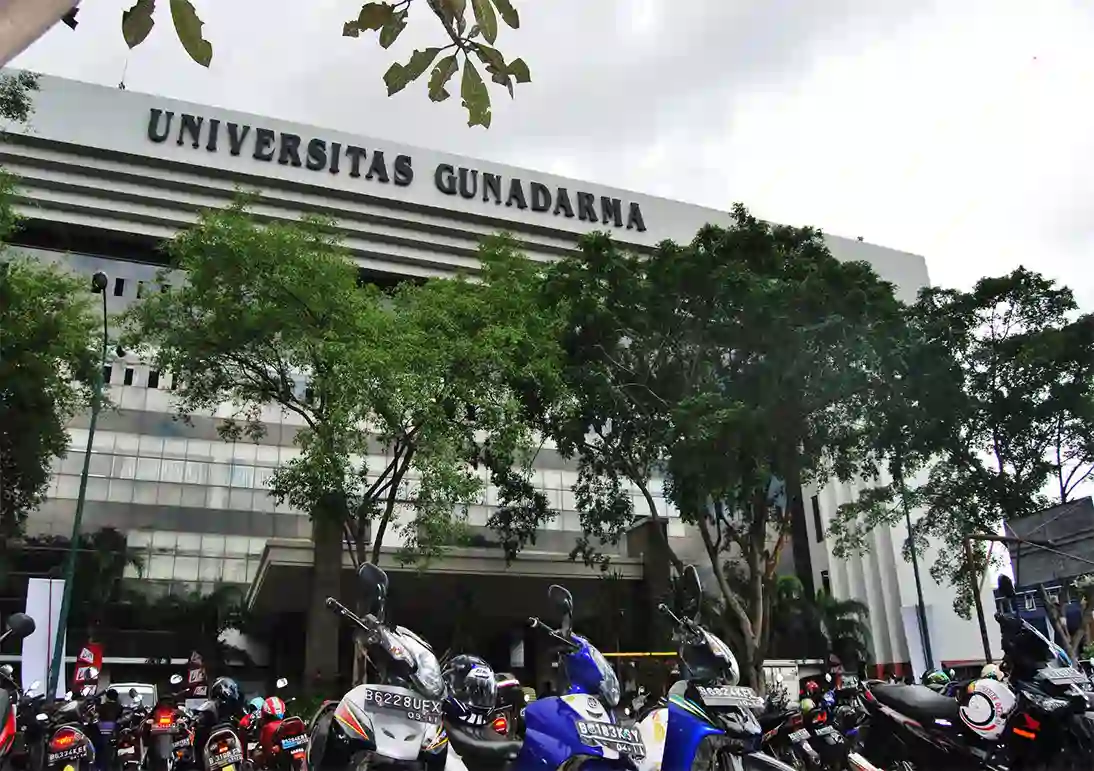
[980,663,1003,681]
[960,679,1017,740]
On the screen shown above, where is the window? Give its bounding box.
[113,277,126,296]
[147,370,160,389]
[123,367,134,386]
[102,365,112,384]
[811,495,823,542]
[820,570,832,595]
[136,280,146,298]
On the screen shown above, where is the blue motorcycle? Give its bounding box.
[634,565,795,771]
[443,583,644,770]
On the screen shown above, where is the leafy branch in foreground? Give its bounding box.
[120,0,529,128]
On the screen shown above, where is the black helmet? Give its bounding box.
[105,688,119,701]
[443,655,497,718]
[210,677,242,708]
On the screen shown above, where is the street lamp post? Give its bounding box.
[46,270,109,697]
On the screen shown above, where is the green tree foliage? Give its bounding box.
[0,70,39,126]
[119,0,528,128]
[0,175,99,549]
[832,268,1094,616]
[813,590,872,670]
[123,200,553,692]
[505,205,903,689]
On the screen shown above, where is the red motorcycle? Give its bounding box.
[242,681,308,771]
[0,615,37,766]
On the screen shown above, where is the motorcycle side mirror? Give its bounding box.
[169,674,184,685]
[547,584,574,636]
[275,678,288,689]
[825,673,832,683]
[776,674,785,684]
[5,612,36,640]
[998,574,1017,599]
[357,563,390,622]
[680,564,703,621]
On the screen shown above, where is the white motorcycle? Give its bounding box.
[306,564,447,771]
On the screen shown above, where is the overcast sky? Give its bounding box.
[13,0,1094,307]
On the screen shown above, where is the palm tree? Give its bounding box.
[813,591,872,671]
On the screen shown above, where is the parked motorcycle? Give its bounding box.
[634,565,794,771]
[307,563,447,770]
[145,673,197,771]
[0,614,37,767]
[245,681,308,771]
[42,690,98,771]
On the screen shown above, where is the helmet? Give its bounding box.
[923,670,951,688]
[105,689,119,701]
[248,697,264,713]
[800,698,816,713]
[262,697,286,719]
[210,677,242,708]
[980,664,1003,681]
[804,680,821,696]
[443,655,498,717]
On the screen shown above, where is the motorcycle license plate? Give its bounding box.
[173,739,192,750]
[360,688,442,724]
[1040,666,1089,685]
[280,736,307,750]
[48,745,89,765]
[813,725,836,737]
[208,748,243,769]
[117,747,135,756]
[575,721,647,760]
[695,685,765,709]
[789,728,811,743]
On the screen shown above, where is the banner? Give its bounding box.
[21,578,67,698]
[187,651,208,698]
[73,642,103,695]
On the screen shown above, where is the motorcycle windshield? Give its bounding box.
[396,629,444,699]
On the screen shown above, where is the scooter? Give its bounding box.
[307,563,447,770]
[443,583,645,770]
[633,565,795,771]
[0,614,38,767]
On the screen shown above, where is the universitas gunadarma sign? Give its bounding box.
[146,108,647,232]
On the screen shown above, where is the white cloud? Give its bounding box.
[12,0,1094,306]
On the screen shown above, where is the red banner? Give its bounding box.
[187,651,208,698]
[73,642,103,694]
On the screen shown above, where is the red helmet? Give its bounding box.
[804,680,821,696]
[261,696,286,719]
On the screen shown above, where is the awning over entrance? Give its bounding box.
[246,537,645,616]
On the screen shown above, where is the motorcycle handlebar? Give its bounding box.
[326,597,377,635]
[528,617,579,651]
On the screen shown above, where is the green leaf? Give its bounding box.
[471,0,498,44]
[343,21,361,38]
[474,44,512,97]
[508,58,531,83]
[490,0,520,29]
[385,48,442,96]
[460,58,492,128]
[441,0,468,22]
[122,0,156,49]
[378,10,408,49]
[428,54,460,102]
[358,2,394,31]
[169,0,212,67]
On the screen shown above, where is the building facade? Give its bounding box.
[2,71,996,676]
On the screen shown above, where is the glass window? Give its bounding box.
[86,478,109,501]
[87,453,112,476]
[181,486,206,508]
[255,468,275,489]
[222,558,247,584]
[61,452,86,475]
[56,474,81,499]
[232,443,257,464]
[230,464,254,488]
[176,533,202,553]
[184,461,209,485]
[256,445,280,466]
[135,458,161,481]
[157,484,182,506]
[91,432,115,452]
[148,554,174,580]
[207,487,229,509]
[186,439,211,460]
[210,442,233,463]
[134,481,158,505]
[147,370,160,389]
[229,489,253,511]
[811,495,823,543]
[199,558,222,581]
[161,460,185,484]
[68,428,90,448]
[113,433,137,453]
[138,435,164,457]
[113,455,137,479]
[151,531,177,551]
[108,479,134,503]
[225,536,250,556]
[127,530,152,548]
[256,491,277,512]
[163,438,187,459]
[173,556,199,581]
[123,368,134,386]
[201,534,225,555]
[208,463,230,487]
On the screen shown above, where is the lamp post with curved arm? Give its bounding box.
[46,269,109,697]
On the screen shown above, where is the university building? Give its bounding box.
[1,71,1000,681]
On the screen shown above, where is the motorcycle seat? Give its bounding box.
[444,720,521,769]
[758,709,796,733]
[869,683,959,725]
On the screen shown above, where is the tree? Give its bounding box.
[813,591,871,671]
[1042,574,1094,664]
[124,201,552,693]
[0,180,99,550]
[115,0,528,128]
[0,70,39,126]
[832,268,1094,616]
[505,206,903,689]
